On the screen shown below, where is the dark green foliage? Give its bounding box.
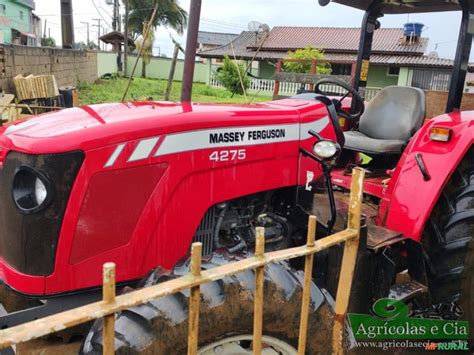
[41,37,56,47]
[215,56,250,95]
[284,46,331,74]
[125,0,188,37]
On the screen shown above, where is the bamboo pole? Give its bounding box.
[121,3,159,102]
[298,215,317,354]
[187,243,202,355]
[332,168,365,355]
[253,227,265,355]
[102,262,116,355]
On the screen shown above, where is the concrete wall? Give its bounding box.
[97,51,118,77]
[0,44,98,94]
[126,55,208,83]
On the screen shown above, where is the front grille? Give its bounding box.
[0,151,84,276]
[193,207,216,257]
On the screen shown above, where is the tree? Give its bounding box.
[41,36,56,47]
[284,46,332,74]
[215,56,250,95]
[75,41,99,50]
[125,0,188,78]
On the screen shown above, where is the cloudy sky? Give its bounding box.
[35,0,463,59]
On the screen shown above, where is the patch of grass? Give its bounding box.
[79,78,272,105]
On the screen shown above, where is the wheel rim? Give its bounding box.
[198,335,297,355]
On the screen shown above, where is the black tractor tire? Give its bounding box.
[80,256,334,354]
[422,148,473,342]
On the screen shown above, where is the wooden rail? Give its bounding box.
[0,168,365,354]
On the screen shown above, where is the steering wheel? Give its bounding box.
[314,78,365,121]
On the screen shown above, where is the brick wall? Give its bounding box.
[0,45,98,94]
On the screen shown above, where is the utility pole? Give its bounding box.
[112,0,120,32]
[181,0,202,102]
[43,18,47,38]
[81,21,90,45]
[60,0,75,48]
[124,0,129,76]
[92,18,101,49]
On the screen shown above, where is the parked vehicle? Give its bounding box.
[0,0,472,353]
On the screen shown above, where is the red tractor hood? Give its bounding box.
[0,100,319,154]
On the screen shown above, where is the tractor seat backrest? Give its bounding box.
[359,86,426,141]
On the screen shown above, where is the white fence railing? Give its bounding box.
[209,77,382,101]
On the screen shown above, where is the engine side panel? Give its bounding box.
[29,104,334,295]
[378,110,474,241]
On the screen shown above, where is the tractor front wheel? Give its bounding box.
[422,148,473,343]
[80,256,334,354]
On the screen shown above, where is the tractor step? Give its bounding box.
[314,190,405,251]
[388,281,428,303]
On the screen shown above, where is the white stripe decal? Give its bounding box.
[128,136,160,162]
[155,117,330,157]
[300,116,330,139]
[104,143,126,168]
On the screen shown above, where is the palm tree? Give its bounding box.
[126,0,188,78]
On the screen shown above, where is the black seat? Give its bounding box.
[344,86,426,154]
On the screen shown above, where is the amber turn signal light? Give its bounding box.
[429,127,451,142]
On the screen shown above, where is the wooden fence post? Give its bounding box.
[102,262,116,355]
[188,243,202,355]
[253,227,265,355]
[332,168,365,354]
[298,215,317,354]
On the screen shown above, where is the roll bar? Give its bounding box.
[321,0,473,113]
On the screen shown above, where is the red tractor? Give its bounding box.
[0,0,473,353]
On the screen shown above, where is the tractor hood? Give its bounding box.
[0,100,319,154]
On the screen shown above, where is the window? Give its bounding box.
[387,66,400,76]
[331,64,352,76]
[19,11,23,20]
[0,5,5,15]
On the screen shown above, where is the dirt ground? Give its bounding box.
[16,339,81,355]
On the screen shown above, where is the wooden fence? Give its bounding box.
[0,168,365,355]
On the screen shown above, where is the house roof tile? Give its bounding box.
[198,31,240,47]
[253,26,428,55]
[198,29,471,70]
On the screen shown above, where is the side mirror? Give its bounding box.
[318,0,331,6]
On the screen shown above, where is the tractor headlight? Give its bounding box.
[12,167,52,213]
[313,140,340,159]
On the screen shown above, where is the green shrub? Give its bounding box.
[215,56,250,95]
[41,37,56,47]
[284,46,331,74]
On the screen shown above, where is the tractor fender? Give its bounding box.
[378,111,474,242]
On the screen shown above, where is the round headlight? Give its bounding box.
[35,177,47,205]
[12,167,52,213]
[313,140,339,159]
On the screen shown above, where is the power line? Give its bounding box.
[92,18,102,47]
[91,0,112,28]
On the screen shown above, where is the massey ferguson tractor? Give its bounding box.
[0,0,473,353]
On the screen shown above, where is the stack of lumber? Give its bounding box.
[0,94,21,123]
[13,74,59,101]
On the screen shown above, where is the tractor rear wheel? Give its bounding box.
[80,256,334,354]
[422,148,473,342]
